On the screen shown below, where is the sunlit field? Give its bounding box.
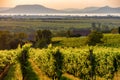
[0,17,120,80]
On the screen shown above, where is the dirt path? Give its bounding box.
[29,59,51,80]
[3,62,23,80]
[0,64,11,80]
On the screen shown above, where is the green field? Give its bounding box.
[0,18,120,33]
[52,34,120,48]
[0,44,120,80]
[0,18,120,80]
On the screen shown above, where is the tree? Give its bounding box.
[15,32,28,40]
[36,30,42,41]
[66,30,71,37]
[42,30,52,44]
[35,30,52,48]
[91,22,96,30]
[85,30,103,46]
[118,27,120,34]
[0,31,12,49]
[35,38,47,48]
[0,31,28,50]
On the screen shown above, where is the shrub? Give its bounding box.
[85,30,103,46]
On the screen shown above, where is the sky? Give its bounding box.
[0,0,120,9]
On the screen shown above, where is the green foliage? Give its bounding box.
[14,32,28,40]
[103,34,120,47]
[0,48,21,74]
[52,34,120,48]
[0,31,28,50]
[0,44,120,80]
[85,30,103,46]
[52,37,86,47]
[0,31,12,49]
[53,49,63,80]
[35,30,52,48]
[66,30,72,37]
[35,38,47,48]
[119,27,120,34]
[36,30,42,41]
[29,46,120,80]
[19,43,39,80]
[60,76,71,80]
[3,62,23,80]
[91,22,96,30]
[42,30,52,44]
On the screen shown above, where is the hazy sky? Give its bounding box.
[0,0,120,9]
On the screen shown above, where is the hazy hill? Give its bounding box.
[63,7,99,12]
[0,5,61,13]
[80,7,99,12]
[0,5,120,13]
[88,6,120,13]
[64,6,120,13]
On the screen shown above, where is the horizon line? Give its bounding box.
[0,4,120,10]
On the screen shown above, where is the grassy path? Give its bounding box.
[30,59,81,80]
[19,49,39,80]
[62,73,80,80]
[0,65,10,80]
[29,59,50,80]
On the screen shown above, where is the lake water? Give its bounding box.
[0,13,120,17]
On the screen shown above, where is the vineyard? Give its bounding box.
[0,47,22,80]
[0,44,120,80]
[52,34,120,48]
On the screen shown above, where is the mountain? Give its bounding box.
[89,6,120,13]
[0,5,61,13]
[63,7,99,13]
[0,5,120,13]
[64,6,120,13]
[81,7,99,12]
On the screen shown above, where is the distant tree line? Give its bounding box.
[0,25,120,50]
[0,30,52,50]
[91,22,120,34]
[0,31,27,50]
